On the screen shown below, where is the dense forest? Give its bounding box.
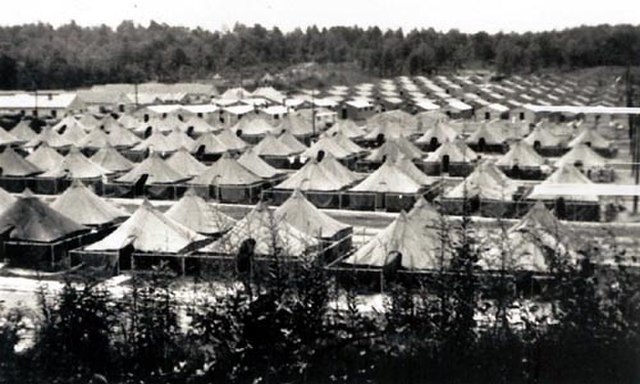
[0,22,639,89]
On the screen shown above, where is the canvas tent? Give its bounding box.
[189,153,263,203]
[51,180,128,227]
[81,200,209,273]
[275,189,353,260]
[199,201,320,261]
[164,189,236,236]
[0,191,90,269]
[340,198,450,275]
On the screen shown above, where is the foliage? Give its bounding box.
[1,22,640,89]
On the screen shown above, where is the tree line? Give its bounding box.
[0,22,640,90]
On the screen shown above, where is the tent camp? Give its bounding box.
[0,146,42,192]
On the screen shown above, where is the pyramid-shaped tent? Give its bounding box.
[85,200,207,253]
[568,127,610,149]
[253,133,300,157]
[164,189,236,235]
[237,148,284,180]
[424,140,478,163]
[9,120,37,142]
[277,130,308,153]
[445,161,516,200]
[25,142,65,170]
[190,153,262,187]
[556,143,607,168]
[342,198,448,270]
[201,201,319,258]
[25,127,73,149]
[0,191,87,242]
[0,146,42,177]
[275,189,351,239]
[496,141,546,168]
[276,159,350,191]
[351,158,423,194]
[165,147,208,177]
[41,147,111,179]
[51,180,128,226]
[116,152,189,184]
[90,144,135,173]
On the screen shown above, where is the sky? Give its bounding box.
[3,0,640,34]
